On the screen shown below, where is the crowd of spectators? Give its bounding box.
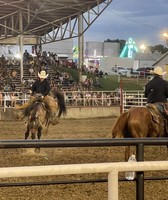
[0,50,120,108]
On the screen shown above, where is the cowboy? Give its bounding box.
[15,70,58,124]
[144,66,168,104]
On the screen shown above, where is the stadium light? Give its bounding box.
[140,44,146,53]
[163,32,168,46]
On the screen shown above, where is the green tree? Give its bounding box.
[148,44,168,54]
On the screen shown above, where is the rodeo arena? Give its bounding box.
[0,1,168,200]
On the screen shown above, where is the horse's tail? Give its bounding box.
[112,111,129,138]
[54,91,67,117]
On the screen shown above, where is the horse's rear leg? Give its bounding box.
[25,130,29,140]
[125,146,130,161]
[37,128,42,140]
[35,129,42,153]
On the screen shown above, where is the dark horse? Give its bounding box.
[111,105,167,160]
[24,91,66,140]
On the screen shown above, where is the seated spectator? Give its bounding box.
[27,78,35,88]
[39,61,47,72]
[4,83,11,92]
[5,74,13,85]
[4,93,11,107]
[0,76,4,90]
[21,77,27,89]
[29,66,34,77]
[63,72,69,86]
[11,70,17,80]
[10,82,16,92]
[0,90,3,106]
[11,93,17,107]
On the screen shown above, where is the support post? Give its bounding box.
[120,79,123,114]
[136,143,144,200]
[19,10,24,81]
[108,171,118,200]
[19,35,24,81]
[78,14,84,83]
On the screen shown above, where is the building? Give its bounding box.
[133,51,162,70]
[152,51,168,79]
[42,39,73,59]
[85,41,120,58]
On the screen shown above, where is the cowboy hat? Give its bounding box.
[150,66,166,76]
[38,70,49,79]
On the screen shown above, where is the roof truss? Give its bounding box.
[0,0,112,44]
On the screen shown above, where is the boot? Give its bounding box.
[14,96,36,110]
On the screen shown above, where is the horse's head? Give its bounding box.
[25,101,49,140]
[28,113,41,132]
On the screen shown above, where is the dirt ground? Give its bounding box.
[0,117,167,200]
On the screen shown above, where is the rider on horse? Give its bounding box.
[144,66,168,132]
[15,70,58,124]
[144,66,168,104]
[144,66,168,112]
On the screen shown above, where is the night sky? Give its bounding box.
[84,0,168,47]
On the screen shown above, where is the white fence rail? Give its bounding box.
[0,90,147,112]
[0,91,121,109]
[1,161,168,200]
[123,91,146,112]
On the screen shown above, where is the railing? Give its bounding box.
[123,90,146,112]
[1,160,168,200]
[0,138,168,200]
[0,90,147,112]
[0,91,121,109]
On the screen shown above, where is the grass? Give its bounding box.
[98,75,144,91]
[53,66,144,91]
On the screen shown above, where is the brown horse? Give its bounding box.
[24,91,66,141]
[111,106,166,160]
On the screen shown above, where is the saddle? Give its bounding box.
[146,103,168,134]
[163,103,168,116]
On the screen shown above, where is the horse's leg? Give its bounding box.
[25,127,30,140]
[125,146,130,161]
[35,128,42,153]
[37,127,42,140]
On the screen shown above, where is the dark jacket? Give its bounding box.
[144,75,168,103]
[32,79,50,96]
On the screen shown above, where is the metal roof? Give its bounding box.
[0,0,112,44]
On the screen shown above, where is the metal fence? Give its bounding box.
[0,91,121,109]
[123,90,146,112]
[0,90,147,111]
[0,138,168,200]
